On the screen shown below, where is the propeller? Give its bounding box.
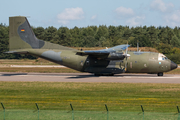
[124,43,130,57]
[124,42,130,72]
[123,42,130,57]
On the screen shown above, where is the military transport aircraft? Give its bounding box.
[6,16,178,76]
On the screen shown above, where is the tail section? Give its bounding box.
[8,16,75,52]
[9,16,44,51]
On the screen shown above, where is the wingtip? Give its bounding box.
[4,51,28,54]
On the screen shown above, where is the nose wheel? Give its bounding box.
[157,72,163,76]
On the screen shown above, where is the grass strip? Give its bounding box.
[0,67,80,73]
[0,82,180,112]
[0,110,179,120]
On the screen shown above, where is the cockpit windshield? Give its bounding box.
[158,53,168,61]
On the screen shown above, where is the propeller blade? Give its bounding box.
[126,42,128,55]
[124,41,129,72]
[123,42,130,58]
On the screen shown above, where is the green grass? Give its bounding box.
[1,110,179,120]
[166,68,180,74]
[1,82,180,120]
[1,82,180,113]
[0,59,58,65]
[0,67,80,73]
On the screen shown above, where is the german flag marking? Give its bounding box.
[21,29,25,32]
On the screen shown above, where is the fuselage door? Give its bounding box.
[130,62,132,69]
[86,59,90,66]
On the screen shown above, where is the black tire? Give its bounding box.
[94,73,101,76]
[94,73,98,76]
[109,73,114,76]
[157,72,163,76]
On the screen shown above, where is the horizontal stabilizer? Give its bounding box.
[4,51,28,54]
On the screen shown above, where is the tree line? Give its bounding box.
[1,23,180,63]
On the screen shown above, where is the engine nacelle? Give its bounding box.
[106,52,125,60]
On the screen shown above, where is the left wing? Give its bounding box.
[76,44,130,60]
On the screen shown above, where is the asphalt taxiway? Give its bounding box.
[0,72,180,83]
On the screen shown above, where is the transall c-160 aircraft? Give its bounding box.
[5,16,178,76]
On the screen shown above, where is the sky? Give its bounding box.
[1,0,180,28]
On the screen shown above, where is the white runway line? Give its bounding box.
[13,74,180,79]
[122,77,180,79]
[10,65,66,68]
[100,76,180,79]
[19,75,73,77]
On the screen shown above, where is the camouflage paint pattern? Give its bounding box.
[7,16,177,75]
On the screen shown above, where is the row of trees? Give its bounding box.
[1,23,180,62]
[32,25,180,49]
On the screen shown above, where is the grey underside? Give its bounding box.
[41,51,62,62]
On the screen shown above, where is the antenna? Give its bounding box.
[137,40,139,52]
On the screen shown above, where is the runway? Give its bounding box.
[4,65,180,68]
[0,72,180,83]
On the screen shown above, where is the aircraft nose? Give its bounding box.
[171,61,178,70]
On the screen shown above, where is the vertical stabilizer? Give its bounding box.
[9,16,44,51]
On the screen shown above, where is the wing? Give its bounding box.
[76,44,129,55]
[76,44,130,60]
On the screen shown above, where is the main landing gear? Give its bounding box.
[157,72,163,76]
[94,73,114,76]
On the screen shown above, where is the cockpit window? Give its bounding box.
[158,53,168,61]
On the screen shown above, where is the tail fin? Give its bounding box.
[9,16,44,51]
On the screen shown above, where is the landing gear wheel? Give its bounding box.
[157,72,163,76]
[109,73,114,76]
[94,73,114,76]
[94,73,100,76]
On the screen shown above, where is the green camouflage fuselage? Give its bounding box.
[19,49,171,74]
[7,16,176,75]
